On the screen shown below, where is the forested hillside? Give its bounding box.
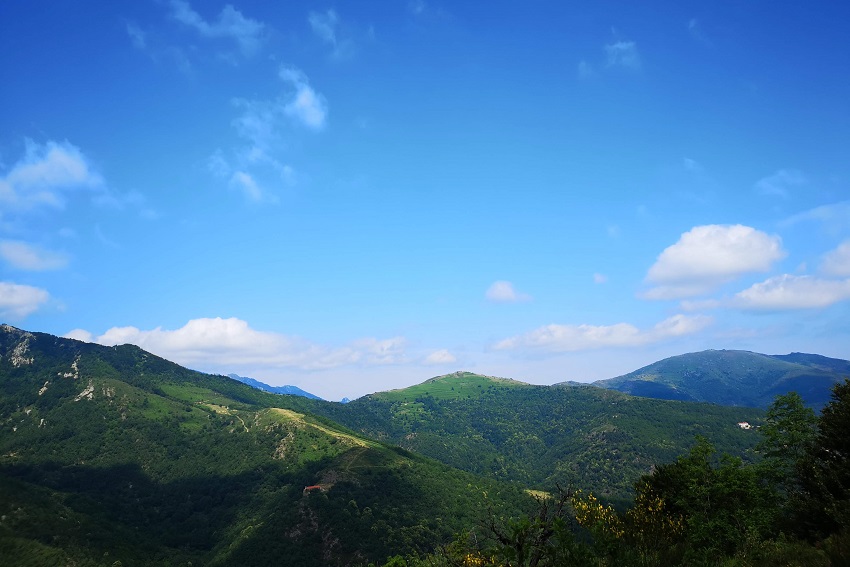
[309,372,761,502]
[0,326,530,566]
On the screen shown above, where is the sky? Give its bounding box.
[2,1,850,401]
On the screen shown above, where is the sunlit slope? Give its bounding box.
[591,349,847,409]
[0,325,529,566]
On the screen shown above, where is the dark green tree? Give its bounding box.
[794,379,850,544]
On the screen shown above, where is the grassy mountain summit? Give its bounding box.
[591,349,848,409]
[370,371,534,402]
[0,325,529,566]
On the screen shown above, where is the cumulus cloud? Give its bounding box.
[754,169,806,198]
[0,240,68,271]
[494,314,712,353]
[0,139,103,211]
[731,274,850,310]
[644,224,785,299]
[72,317,407,372]
[0,282,50,319]
[169,0,265,55]
[424,349,457,365]
[605,40,640,70]
[821,240,850,276]
[485,281,532,303]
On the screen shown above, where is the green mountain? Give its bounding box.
[308,372,762,504]
[590,349,848,409]
[0,325,529,566]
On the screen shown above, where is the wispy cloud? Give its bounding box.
[593,273,608,284]
[66,317,408,372]
[408,0,427,16]
[687,18,712,46]
[781,200,850,236]
[309,9,338,45]
[229,171,276,203]
[643,224,785,299]
[821,240,850,276]
[126,23,147,49]
[605,40,640,70]
[0,139,103,211]
[494,314,712,353]
[279,66,328,130]
[485,281,532,303]
[0,281,50,319]
[0,240,68,271]
[169,0,265,56]
[754,169,806,198]
[211,66,326,202]
[424,349,457,365]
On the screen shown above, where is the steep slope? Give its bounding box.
[310,372,762,504]
[0,326,529,566]
[590,349,848,409]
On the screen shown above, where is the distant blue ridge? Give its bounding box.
[228,373,324,401]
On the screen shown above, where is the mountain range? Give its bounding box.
[2,323,847,565]
[227,373,324,400]
[590,349,849,410]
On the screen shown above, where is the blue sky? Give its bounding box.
[2,0,849,400]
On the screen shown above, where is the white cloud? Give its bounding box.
[485,281,532,303]
[688,18,711,46]
[75,317,407,372]
[0,282,50,319]
[577,60,595,79]
[309,9,338,45]
[169,0,265,55]
[781,201,850,236]
[212,66,325,200]
[593,273,608,284]
[644,224,785,299]
[0,240,68,271]
[754,169,806,198]
[424,349,457,365]
[821,240,850,276]
[64,329,94,342]
[605,40,640,70]
[126,23,146,49]
[0,139,103,211]
[279,66,328,130]
[229,171,276,203]
[351,336,408,365]
[494,314,712,353]
[732,274,850,310]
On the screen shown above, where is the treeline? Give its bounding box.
[377,381,850,566]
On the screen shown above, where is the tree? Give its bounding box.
[794,379,850,542]
[757,392,817,488]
